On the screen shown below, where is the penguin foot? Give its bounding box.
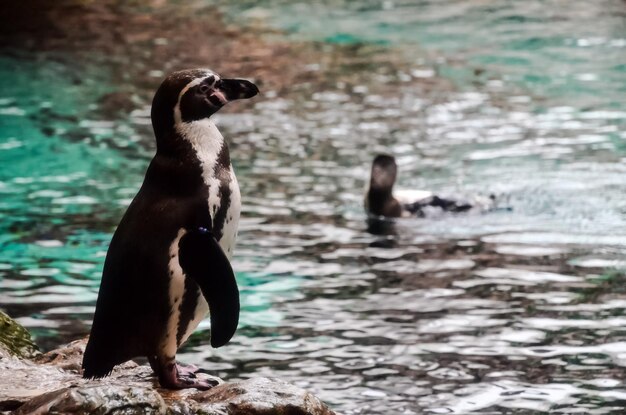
[164,374,218,390]
[175,361,200,377]
[155,360,219,390]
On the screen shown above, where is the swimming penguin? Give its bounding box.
[82,69,259,390]
[365,154,495,218]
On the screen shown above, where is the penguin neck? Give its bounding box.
[174,118,232,179]
[368,182,393,199]
[367,184,402,217]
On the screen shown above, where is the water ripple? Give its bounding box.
[2,1,626,413]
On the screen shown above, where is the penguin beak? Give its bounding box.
[216,78,259,102]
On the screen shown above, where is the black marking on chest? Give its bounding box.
[210,144,233,241]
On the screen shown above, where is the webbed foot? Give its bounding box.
[151,357,219,390]
[175,361,200,377]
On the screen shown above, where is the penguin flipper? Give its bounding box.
[178,228,240,348]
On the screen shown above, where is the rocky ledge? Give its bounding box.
[0,313,335,415]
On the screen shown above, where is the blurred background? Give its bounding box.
[1,0,626,413]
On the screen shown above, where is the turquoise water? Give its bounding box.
[0,57,142,338]
[222,0,626,106]
[2,1,626,413]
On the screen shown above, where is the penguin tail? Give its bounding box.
[82,356,115,379]
[82,358,117,379]
[82,365,114,379]
[82,339,116,379]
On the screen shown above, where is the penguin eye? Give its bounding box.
[198,84,210,94]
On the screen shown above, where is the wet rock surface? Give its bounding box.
[0,335,335,414]
[184,377,336,415]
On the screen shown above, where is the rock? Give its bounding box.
[0,337,336,414]
[0,356,78,411]
[32,337,89,372]
[12,385,168,415]
[190,377,336,415]
[0,310,39,359]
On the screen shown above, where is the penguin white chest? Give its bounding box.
[180,118,241,250]
[165,119,241,351]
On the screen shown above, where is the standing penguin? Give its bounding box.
[82,69,259,389]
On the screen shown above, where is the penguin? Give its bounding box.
[365,154,495,218]
[82,69,259,390]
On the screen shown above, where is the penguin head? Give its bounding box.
[151,69,259,142]
[369,154,397,193]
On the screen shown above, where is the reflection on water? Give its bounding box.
[1,0,626,413]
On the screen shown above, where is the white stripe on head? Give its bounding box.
[173,70,219,125]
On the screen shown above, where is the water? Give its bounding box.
[1,0,626,413]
